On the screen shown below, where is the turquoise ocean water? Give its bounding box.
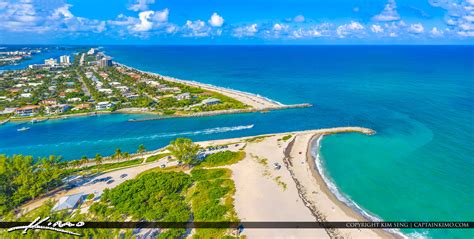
[0,46,472,238]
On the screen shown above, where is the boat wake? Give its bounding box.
[311,136,414,239]
[20,124,255,148]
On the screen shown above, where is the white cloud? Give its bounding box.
[430,27,443,36]
[233,24,258,37]
[336,21,364,37]
[457,31,474,37]
[372,0,400,21]
[128,0,155,12]
[273,23,287,31]
[293,15,305,22]
[371,24,384,33]
[408,23,424,33]
[183,20,210,37]
[50,4,73,20]
[152,8,169,22]
[133,10,154,31]
[208,12,224,27]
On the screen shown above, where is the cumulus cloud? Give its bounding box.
[128,0,155,12]
[372,0,400,21]
[152,8,169,22]
[430,27,443,36]
[183,20,210,37]
[208,12,224,27]
[408,23,424,33]
[133,10,154,31]
[233,24,258,37]
[429,0,474,37]
[50,4,73,20]
[336,21,364,37]
[371,24,384,33]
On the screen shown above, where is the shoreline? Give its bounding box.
[115,62,312,111]
[2,61,311,124]
[307,134,403,239]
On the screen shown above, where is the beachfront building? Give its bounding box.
[60,55,71,65]
[44,58,57,66]
[96,101,114,110]
[72,103,91,111]
[45,104,71,115]
[98,57,113,67]
[202,98,221,105]
[175,92,191,100]
[0,107,16,115]
[15,105,40,116]
[52,193,85,211]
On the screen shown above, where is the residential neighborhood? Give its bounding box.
[0,48,247,121]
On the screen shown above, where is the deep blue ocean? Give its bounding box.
[0,46,472,238]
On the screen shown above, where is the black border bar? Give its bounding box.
[1,222,472,229]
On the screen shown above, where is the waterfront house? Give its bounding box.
[52,193,85,211]
[202,98,221,105]
[15,105,40,117]
[45,104,71,115]
[96,101,114,110]
[72,103,91,111]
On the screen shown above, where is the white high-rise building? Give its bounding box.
[60,55,71,65]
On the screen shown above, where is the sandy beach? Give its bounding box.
[19,127,397,239]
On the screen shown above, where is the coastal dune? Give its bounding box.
[226,127,395,239]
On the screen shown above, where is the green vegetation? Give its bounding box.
[167,138,201,165]
[280,134,293,141]
[0,155,64,215]
[1,137,245,238]
[146,153,171,162]
[189,168,238,238]
[198,150,246,167]
[80,158,143,172]
[245,135,273,143]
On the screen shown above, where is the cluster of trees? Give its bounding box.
[0,155,65,215]
[167,138,201,165]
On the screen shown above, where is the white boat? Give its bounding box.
[30,118,48,124]
[17,127,30,132]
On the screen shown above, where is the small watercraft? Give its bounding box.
[17,127,30,132]
[30,118,48,124]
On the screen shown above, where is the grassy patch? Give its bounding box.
[189,168,238,238]
[198,151,245,167]
[82,158,143,172]
[146,153,171,163]
[274,176,287,191]
[280,134,293,141]
[244,135,272,143]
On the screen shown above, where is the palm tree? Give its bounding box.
[95,154,103,169]
[137,144,146,157]
[114,148,122,162]
[80,156,88,167]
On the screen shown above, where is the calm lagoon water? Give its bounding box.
[0,46,472,238]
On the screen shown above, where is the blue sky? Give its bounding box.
[0,0,473,44]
